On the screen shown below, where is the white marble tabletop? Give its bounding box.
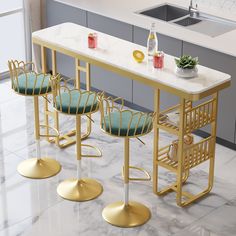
[32,23,231,100]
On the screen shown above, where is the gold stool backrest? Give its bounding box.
[50,75,100,115]
[8,60,51,96]
[98,94,156,137]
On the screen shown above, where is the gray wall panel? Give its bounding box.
[46,0,87,26]
[87,12,132,41]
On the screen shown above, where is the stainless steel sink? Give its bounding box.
[137,3,236,37]
[175,14,236,37]
[174,17,202,26]
[139,4,189,22]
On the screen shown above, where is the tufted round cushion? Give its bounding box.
[55,90,99,115]
[14,72,51,95]
[102,110,153,137]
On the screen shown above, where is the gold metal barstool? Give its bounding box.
[41,47,93,149]
[8,60,61,179]
[99,95,155,227]
[51,75,103,201]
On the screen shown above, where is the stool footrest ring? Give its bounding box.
[39,125,59,138]
[46,129,91,148]
[81,144,102,158]
[122,166,151,181]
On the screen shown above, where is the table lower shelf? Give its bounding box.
[157,136,214,172]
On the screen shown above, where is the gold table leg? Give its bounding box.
[153,89,160,194]
[102,138,151,227]
[17,96,61,179]
[208,92,218,191]
[176,98,185,206]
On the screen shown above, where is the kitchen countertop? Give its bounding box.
[33,23,230,100]
[53,0,236,57]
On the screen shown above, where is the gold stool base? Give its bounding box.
[57,178,103,202]
[102,201,151,227]
[17,158,61,179]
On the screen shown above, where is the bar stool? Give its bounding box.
[98,95,155,227]
[50,75,103,201]
[8,60,61,179]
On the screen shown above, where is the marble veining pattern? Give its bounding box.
[198,0,236,11]
[0,79,236,235]
[32,23,230,96]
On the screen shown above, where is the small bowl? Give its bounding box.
[175,66,198,78]
[133,50,145,63]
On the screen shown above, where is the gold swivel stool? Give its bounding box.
[98,95,156,227]
[51,76,103,201]
[8,60,61,179]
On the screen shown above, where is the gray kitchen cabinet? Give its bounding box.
[87,12,133,101]
[45,0,87,81]
[183,42,236,143]
[46,0,87,26]
[133,26,182,111]
[87,12,132,41]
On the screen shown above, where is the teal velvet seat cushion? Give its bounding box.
[102,111,153,137]
[55,90,98,115]
[14,72,51,95]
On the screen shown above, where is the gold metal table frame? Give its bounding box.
[33,24,230,206]
[153,92,219,206]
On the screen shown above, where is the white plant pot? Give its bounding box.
[175,66,198,78]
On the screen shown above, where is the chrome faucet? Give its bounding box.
[189,0,199,18]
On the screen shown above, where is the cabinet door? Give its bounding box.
[183,42,236,143]
[46,0,87,26]
[87,12,132,41]
[87,12,133,101]
[133,26,182,111]
[45,0,87,81]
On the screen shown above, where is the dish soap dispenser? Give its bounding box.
[147,23,158,61]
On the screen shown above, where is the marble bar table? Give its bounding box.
[32,22,231,206]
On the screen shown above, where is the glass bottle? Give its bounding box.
[147,23,158,61]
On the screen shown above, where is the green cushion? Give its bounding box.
[102,111,153,137]
[55,90,98,115]
[14,72,51,95]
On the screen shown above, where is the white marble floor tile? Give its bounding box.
[174,199,236,236]
[0,153,63,232]
[0,81,19,104]
[1,79,236,236]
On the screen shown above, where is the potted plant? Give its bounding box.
[175,55,199,78]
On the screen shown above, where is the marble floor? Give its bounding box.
[0,79,236,236]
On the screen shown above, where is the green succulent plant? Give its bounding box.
[175,55,199,69]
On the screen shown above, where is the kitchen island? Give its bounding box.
[32,22,230,205]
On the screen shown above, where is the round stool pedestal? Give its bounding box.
[17,158,61,179]
[57,178,103,202]
[102,201,151,227]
